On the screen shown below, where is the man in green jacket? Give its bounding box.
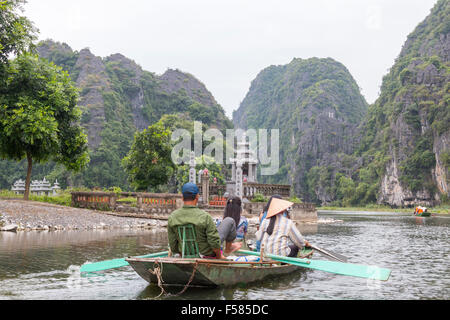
[168,183,241,259]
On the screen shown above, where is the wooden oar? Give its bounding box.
[80,251,169,273]
[309,245,348,262]
[237,250,391,281]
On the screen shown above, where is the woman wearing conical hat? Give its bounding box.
[255,198,310,257]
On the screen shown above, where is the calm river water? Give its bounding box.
[0,211,448,300]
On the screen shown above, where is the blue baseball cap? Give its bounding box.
[182,183,199,196]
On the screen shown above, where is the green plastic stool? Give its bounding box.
[177,224,200,258]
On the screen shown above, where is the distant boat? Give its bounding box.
[414,206,431,217]
[414,211,432,217]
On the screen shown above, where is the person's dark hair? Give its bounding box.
[223,196,242,227]
[183,193,197,201]
[264,195,282,236]
[263,195,282,213]
[266,217,277,236]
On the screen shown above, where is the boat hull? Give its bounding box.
[126,257,302,287]
[415,212,431,217]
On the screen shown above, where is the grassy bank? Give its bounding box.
[2,189,449,214]
[0,190,72,207]
[318,204,449,214]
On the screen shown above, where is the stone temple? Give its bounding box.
[11,178,61,196]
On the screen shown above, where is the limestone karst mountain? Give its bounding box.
[233,57,368,203]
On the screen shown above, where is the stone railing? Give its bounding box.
[71,192,183,217]
[242,183,291,199]
[206,184,227,197]
[71,192,115,211]
[198,183,291,200]
[243,202,317,223]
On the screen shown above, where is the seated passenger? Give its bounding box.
[255,198,310,257]
[256,195,282,251]
[167,183,240,259]
[215,196,248,241]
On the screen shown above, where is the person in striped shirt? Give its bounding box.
[255,199,310,257]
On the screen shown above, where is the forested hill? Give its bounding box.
[356,0,449,207]
[233,57,369,203]
[0,40,232,190]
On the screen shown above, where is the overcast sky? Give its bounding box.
[24,0,437,118]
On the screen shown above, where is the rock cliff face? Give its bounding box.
[36,40,232,149]
[105,53,146,132]
[233,57,368,202]
[360,0,449,206]
[74,48,110,149]
[159,69,218,108]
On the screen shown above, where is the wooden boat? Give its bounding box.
[126,249,313,288]
[414,206,432,217]
[126,257,302,287]
[414,211,432,217]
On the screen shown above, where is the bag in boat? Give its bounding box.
[226,255,260,262]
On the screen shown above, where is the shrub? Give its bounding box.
[251,193,268,203]
[289,196,303,203]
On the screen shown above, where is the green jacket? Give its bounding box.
[167,205,221,257]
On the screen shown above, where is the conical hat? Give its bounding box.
[266,198,294,218]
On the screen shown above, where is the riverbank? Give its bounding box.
[0,199,168,232]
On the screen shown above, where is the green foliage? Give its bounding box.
[0,0,36,64]
[187,102,214,124]
[440,150,450,168]
[36,40,79,79]
[399,133,436,192]
[29,192,72,207]
[336,176,356,206]
[0,188,72,206]
[251,193,268,203]
[289,195,303,203]
[122,122,175,191]
[106,186,122,197]
[116,197,137,206]
[0,189,17,198]
[175,155,226,192]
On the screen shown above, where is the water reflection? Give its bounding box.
[0,212,448,300]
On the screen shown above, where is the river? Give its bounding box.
[0,211,448,300]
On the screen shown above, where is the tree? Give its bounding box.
[0,53,90,200]
[0,0,36,61]
[122,122,175,191]
[336,175,356,207]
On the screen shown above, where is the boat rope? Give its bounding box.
[149,261,167,299]
[173,262,198,296]
[148,261,198,298]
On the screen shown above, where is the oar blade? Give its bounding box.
[237,250,391,281]
[306,259,391,281]
[80,251,169,273]
[80,258,128,273]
